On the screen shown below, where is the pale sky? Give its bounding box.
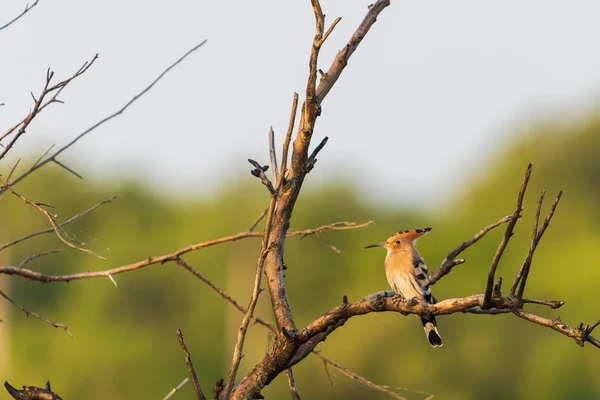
[2,1,600,208]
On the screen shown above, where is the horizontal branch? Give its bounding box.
[299,291,600,353]
[0,221,372,283]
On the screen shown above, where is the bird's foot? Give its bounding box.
[407,297,419,307]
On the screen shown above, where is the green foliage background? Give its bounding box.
[1,113,600,399]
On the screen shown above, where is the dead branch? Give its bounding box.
[512,190,562,298]
[429,214,514,285]
[0,196,117,253]
[0,289,72,337]
[285,369,301,400]
[221,187,278,398]
[231,2,392,398]
[17,249,64,269]
[177,329,206,400]
[0,56,98,162]
[212,379,224,400]
[483,163,532,309]
[1,40,208,194]
[162,378,190,400]
[0,176,105,260]
[0,221,369,283]
[0,0,42,31]
[4,380,62,400]
[312,352,409,400]
[268,127,279,185]
[178,258,404,400]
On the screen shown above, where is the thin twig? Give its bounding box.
[0,177,106,260]
[483,163,532,309]
[177,329,206,400]
[279,92,299,185]
[248,158,275,194]
[222,192,279,398]
[212,379,224,400]
[0,290,72,337]
[312,353,409,400]
[522,298,564,309]
[429,214,514,285]
[515,191,562,298]
[176,258,274,328]
[247,207,269,232]
[162,378,190,400]
[286,369,301,400]
[17,249,64,269]
[0,0,41,31]
[2,40,208,194]
[318,17,342,47]
[268,127,279,186]
[306,136,328,173]
[0,196,117,253]
[0,56,98,162]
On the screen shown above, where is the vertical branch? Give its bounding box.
[286,369,301,400]
[231,2,392,398]
[279,92,299,184]
[177,329,206,400]
[222,193,278,398]
[510,190,545,296]
[516,191,562,298]
[268,127,279,185]
[482,163,532,309]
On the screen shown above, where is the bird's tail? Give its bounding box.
[420,316,443,347]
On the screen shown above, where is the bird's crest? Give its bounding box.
[388,227,431,245]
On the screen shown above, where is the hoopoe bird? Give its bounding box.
[365,227,443,347]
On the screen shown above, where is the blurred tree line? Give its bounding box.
[1,112,600,399]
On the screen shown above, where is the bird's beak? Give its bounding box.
[364,242,385,249]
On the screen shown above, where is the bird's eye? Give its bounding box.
[395,240,401,245]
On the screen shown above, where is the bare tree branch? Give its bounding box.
[311,352,410,400]
[178,258,405,400]
[0,56,98,162]
[268,127,279,185]
[17,249,64,269]
[4,380,63,400]
[1,40,208,194]
[0,221,371,283]
[0,196,117,253]
[0,0,42,32]
[231,2,392,397]
[430,214,514,285]
[0,177,106,260]
[222,191,278,398]
[483,163,532,309]
[513,190,562,298]
[0,289,72,337]
[177,329,206,400]
[285,369,301,400]
[162,378,190,400]
[278,92,299,185]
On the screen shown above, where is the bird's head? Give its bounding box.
[364,227,431,252]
